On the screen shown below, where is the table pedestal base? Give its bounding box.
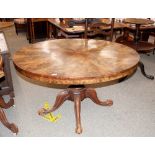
[38,85,113,134]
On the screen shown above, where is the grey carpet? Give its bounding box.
[0,26,155,137]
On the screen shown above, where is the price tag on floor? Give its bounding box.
[42,102,61,123]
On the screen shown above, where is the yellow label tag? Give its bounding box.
[42,102,61,123]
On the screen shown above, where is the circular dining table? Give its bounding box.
[122,18,155,53]
[123,18,154,43]
[13,39,140,134]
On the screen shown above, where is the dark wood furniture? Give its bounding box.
[49,18,155,42]
[116,18,155,80]
[14,18,26,35]
[13,39,139,134]
[26,18,83,43]
[27,18,50,43]
[25,18,126,43]
[123,18,154,43]
[85,18,115,41]
[0,19,14,22]
[48,18,124,39]
[0,32,15,107]
[14,18,155,44]
[0,54,18,134]
[49,18,85,38]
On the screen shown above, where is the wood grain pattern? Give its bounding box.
[13,39,140,85]
[124,18,154,25]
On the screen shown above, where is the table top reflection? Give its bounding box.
[13,39,140,85]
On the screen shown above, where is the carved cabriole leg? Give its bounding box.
[0,97,14,109]
[67,87,85,134]
[38,90,70,116]
[0,107,18,134]
[74,94,82,134]
[139,61,154,80]
[85,88,113,106]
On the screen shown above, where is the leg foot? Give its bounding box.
[85,88,113,106]
[75,127,83,134]
[0,107,18,134]
[0,97,14,109]
[139,61,154,80]
[12,104,16,108]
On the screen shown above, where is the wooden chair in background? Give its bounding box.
[85,18,115,41]
[0,54,18,135]
[26,18,49,43]
[57,18,84,39]
[0,32,15,101]
[0,32,18,134]
[14,18,26,35]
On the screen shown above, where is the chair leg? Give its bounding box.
[14,23,18,35]
[0,97,18,134]
[153,37,155,54]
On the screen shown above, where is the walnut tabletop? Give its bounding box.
[13,39,139,85]
[123,18,154,25]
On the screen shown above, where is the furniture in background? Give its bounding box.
[116,18,155,80]
[0,31,18,134]
[23,18,126,43]
[26,18,50,43]
[48,18,125,39]
[85,18,115,41]
[58,18,85,38]
[149,32,155,54]
[48,18,85,39]
[0,31,15,106]
[13,39,139,134]
[0,54,18,134]
[0,18,14,22]
[14,18,26,35]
